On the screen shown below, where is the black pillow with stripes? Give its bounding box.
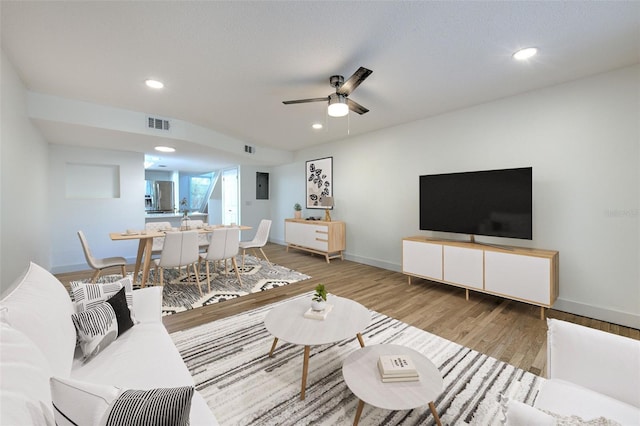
[72,287,134,362]
[105,386,194,426]
[50,377,194,426]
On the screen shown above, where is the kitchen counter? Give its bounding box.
[145,212,208,227]
[145,212,207,219]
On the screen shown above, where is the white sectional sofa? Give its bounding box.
[0,262,218,425]
[506,318,640,425]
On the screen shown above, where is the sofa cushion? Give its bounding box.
[0,321,55,425]
[72,288,134,362]
[50,376,193,426]
[0,262,76,378]
[535,379,640,425]
[70,276,135,322]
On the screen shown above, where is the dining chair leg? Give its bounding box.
[241,249,247,269]
[204,260,211,293]
[193,262,203,297]
[231,256,243,286]
[91,269,101,283]
[259,248,271,266]
[159,267,164,286]
[120,265,127,278]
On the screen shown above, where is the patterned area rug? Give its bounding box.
[81,255,310,316]
[170,293,544,425]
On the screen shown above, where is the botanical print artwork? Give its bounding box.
[306,157,332,209]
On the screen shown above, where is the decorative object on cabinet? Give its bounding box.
[306,157,332,209]
[402,236,558,319]
[285,219,345,263]
[294,203,302,219]
[320,196,334,222]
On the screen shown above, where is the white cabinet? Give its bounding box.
[485,251,553,305]
[402,240,442,281]
[443,245,484,290]
[402,236,559,318]
[285,219,346,263]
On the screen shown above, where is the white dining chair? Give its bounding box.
[144,221,172,253]
[199,228,243,291]
[239,219,272,269]
[153,230,202,296]
[183,219,210,250]
[77,230,127,283]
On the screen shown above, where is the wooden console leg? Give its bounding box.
[353,399,365,426]
[429,401,442,426]
[408,276,412,285]
[300,345,310,400]
[540,306,546,320]
[356,333,365,348]
[268,337,278,357]
[465,288,469,301]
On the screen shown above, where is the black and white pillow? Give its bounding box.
[70,276,135,322]
[50,376,193,426]
[72,287,134,361]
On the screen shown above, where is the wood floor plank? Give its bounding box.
[56,242,639,377]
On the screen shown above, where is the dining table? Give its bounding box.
[110,225,252,287]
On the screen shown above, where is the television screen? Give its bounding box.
[419,167,533,240]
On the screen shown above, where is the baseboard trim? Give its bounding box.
[552,298,640,329]
[51,257,138,274]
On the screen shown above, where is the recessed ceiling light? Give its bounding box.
[145,79,164,89]
[312,123,323,130]
[154,146,175,153]
[512,47,538,61]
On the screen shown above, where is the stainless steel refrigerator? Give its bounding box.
[151,181,175,212]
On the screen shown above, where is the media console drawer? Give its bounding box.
[285,219,345,263]
[402,236,559,319]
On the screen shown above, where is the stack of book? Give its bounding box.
[303,304,333,320]
[377,354,419,382]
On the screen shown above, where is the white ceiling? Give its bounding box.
[2,1,639,171]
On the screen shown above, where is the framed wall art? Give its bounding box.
[306,156,333,209]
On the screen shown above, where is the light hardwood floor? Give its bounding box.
[56,242,639,377]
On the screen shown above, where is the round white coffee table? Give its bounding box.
[342,344,444,426]
[264,294,370,400]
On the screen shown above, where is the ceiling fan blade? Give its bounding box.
[337,67,372,96]
[282,97,328,105]
[347,98,369,115]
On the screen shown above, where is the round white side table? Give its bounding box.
[264,294,370,400]
[342,344,444,425]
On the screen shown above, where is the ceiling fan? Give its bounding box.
[283,67,373,117]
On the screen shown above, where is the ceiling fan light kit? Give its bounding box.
[283,66,373,118]
[328,93,349,117]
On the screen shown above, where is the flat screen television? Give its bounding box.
[419,167,533,240]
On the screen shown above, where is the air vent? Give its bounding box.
[244,145,255,154]
[147,116,170,131]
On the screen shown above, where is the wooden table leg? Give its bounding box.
[140,238,153,288]
[429,401,442,426]
[356,333,365,348]
[133,239,146,284]
[353,399,365,426]
[300,345,310,400]
[268,337,278,357]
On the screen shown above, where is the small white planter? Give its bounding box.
[311,300,326,311]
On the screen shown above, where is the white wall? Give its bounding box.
[0,50,51,295]
[48,145,145,272]
[271,65,640,328]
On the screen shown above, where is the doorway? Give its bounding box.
[222,167,239,225]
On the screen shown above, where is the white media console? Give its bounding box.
[402,236,559,319]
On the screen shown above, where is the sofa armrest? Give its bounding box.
[546,318,640,408]
[132,287,163,323]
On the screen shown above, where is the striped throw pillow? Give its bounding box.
[50,377,194,426]
[72,287,133,362]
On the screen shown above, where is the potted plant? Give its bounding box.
[180,197,190,229]
[311,283,327,311]
[294,202,302,219]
